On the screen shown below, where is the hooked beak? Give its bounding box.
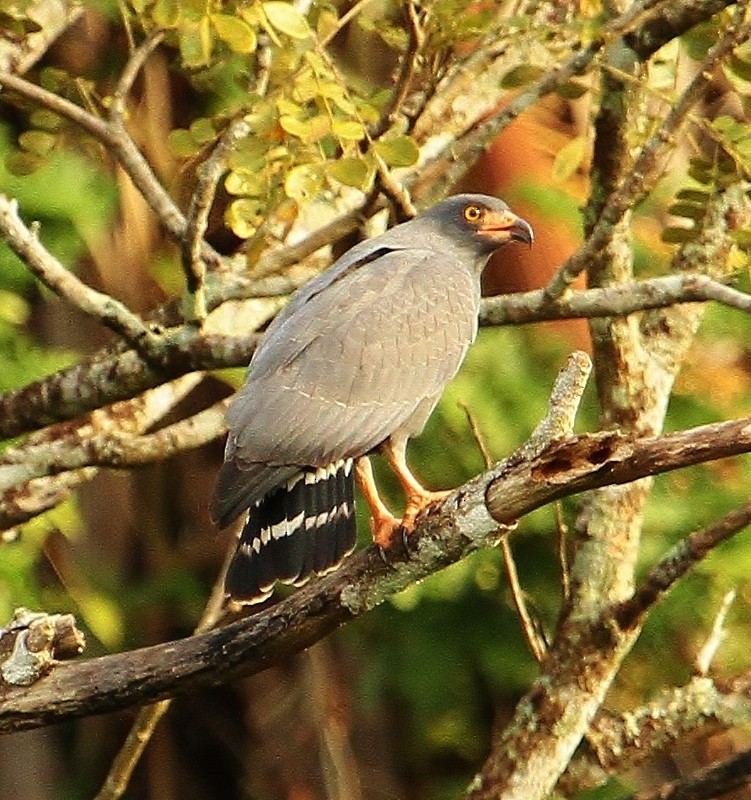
[480,209,534,247]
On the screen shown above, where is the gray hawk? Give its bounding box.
[211,193,533,604]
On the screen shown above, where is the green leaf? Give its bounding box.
[279,114,314,139]
[18,130,56,156]
[332,119,366,141]
[662,226,696,244]
[284,163,324,201]
[676,188,710,204]
[277,98,303,116]
[373,135,419,167]
[262,2,311,39]
[6,149,45,175]
[727,53,751,83]
[500,64,545,89]
[179,17,213,68]
[225,168,266,196]
[555,79,589,99]
[328,156,371,189]
[189,117,216,144]
[153,0,180,27]
[226,198,263,239]
[552,136,586,182]
[167,128,200,158]
[668,201,706,221]
[212,14,257,53]
[318,82,356,114]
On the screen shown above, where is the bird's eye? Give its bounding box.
[463,205,483,223]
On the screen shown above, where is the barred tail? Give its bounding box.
[225,459,356,604]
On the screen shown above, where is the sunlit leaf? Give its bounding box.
[226,198,264,238]
[262,2,311,39]
[328,156,372,189]
[318,83,356,114]
[552,136,587,182]
[374,135,419,167]
[316,8,339,40]
[225,168,266,196]
[212,14,257,53]
[279,114,314,139]
[332,119,366,141]
[284,163,324,201]
[277,97,303,116]
[153,0,180,27]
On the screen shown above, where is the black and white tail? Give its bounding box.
[225,459,356,603]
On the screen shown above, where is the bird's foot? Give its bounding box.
[402,488,452,529]
[372,489,452,560]
[371,510,403,552]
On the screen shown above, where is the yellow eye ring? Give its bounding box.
[463,204,483,223]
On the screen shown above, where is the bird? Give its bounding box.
[211,193,533,604]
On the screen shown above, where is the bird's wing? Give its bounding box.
[227,247,480,470]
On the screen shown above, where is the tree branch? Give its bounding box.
[3,408,751,731]
[0,193,157,352]
[545,7,751,298]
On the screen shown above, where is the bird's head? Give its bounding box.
[421,194,534,257]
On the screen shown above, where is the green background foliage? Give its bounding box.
[2,1,751,799]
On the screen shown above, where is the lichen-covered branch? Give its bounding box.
[4,406,751,731]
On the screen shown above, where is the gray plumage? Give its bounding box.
[211,193,533,603]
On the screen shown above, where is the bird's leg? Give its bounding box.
[381,437,451,532]
[355,457,401,549]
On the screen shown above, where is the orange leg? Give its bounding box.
[381,437,450,531]
[355,457,401,549]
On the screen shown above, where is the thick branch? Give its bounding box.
[3,414,751,731]
[1,270,748,443]
[0,328,255,440]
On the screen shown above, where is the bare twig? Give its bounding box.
[109,30,165,123]
[182,116,252,322]
[500,537,548,663]
[0,0,83,75]
[94,546,234,800]
[616,501,751,631]
[695,589,736,676]
[319,0,379,48]
[628,746,751,800]
[420,0,710,203]
[0,194,158,351]
[0,327,255,442]
[560,674,751,795]
[545,8,751,298]
[0,396,229,492]
[369,0,426,139]
[0,71,224,269]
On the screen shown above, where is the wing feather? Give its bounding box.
[227,248,480,469]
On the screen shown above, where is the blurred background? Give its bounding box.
[2,2,751,799]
